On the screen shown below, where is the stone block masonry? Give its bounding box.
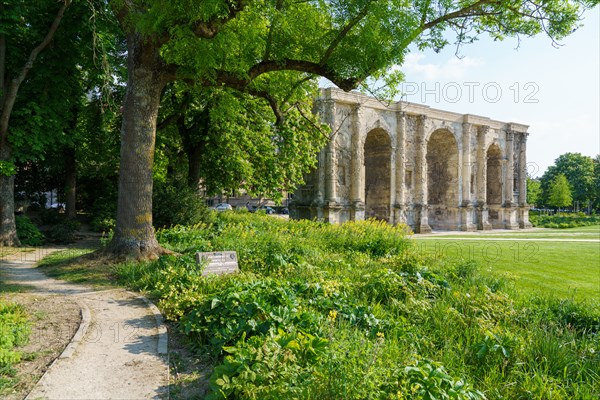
[290,88,532,232]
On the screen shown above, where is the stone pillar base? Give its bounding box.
[323,202,342,224]
[350,201,365,222]
[503,205,519,229]
[476,206,492,230]
[393,204,407,226]
[460,205,477,231]
[414,204,432,233]
[518,206,533,229]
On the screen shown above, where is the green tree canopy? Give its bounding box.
[527,177,542,206]
[155,80,328,201]
[540,153,595,207]
[547,174,573,210]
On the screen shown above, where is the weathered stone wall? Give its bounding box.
[290,88,532,232]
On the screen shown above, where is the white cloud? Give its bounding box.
[402,54,485,81]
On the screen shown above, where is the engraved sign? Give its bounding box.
[195,251,239,276]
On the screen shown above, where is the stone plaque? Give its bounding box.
[195,251,239,276]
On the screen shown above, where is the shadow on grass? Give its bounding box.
[36,248,122,289]
[0,280,37,293]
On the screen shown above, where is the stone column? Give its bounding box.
[476,125,488,205]
[518,132,528,206]
[460,122,475,231]
[503,130,518,229]
[394,112,406,224]
[461,123,472,205]
[504,130,515,206]
[350,105,365,220]
[518,132,533,228]
[476,125,492,230]
[414,115,431,233]
[320,99,340,223]
[325,143,337,202]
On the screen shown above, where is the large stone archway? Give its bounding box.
[426,129,459,230]
[364,129,392,221]
[290,88,532,232]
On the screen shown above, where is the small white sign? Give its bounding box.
[195,251,239,276]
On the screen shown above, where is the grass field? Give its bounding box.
[413,226,600,302]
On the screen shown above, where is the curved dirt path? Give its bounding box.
[1,248,169,400]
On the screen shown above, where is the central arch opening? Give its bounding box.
[364,129,391,221]
[426,129,459,229]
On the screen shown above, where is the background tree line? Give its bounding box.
[527,153,599,212]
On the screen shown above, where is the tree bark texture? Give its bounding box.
[64,147,77,219]
[0,142,19,246]
[106,34,170,259]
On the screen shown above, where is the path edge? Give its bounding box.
[24,298,91,400]
[128,291,169,355]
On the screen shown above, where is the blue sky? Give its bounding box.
[399,8,599,177]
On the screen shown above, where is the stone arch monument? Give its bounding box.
[290,88,532,232]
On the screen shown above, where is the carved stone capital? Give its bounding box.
[477,125,490,136]
[506,130,515,141]
[519,132,529,143]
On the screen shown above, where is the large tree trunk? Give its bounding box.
[105,34,171,260]
[64,146,77,219]
[186,144,203,190]
[0,143,19,246]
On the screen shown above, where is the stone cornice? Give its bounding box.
[320,87,530,134]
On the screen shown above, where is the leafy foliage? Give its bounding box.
[547,174,573,209]
[540,153,596,208]
[116,213,599,398]
[529,212,600,228]
[15,215,44,246]
[0,301,30,392]
[46,219,80,244]
[152,181,211,228]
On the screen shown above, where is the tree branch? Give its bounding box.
[263,0,284,60]
[422,0,497,31]
[0,0,71,142]
[248,59,358,90]
[247,89,284,126]
[319,3,372,66]
[193,0,248,38]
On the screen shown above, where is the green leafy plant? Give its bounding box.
[15,215,44,246]
[46,219,80,244]
[0,301,30,392]
[152,181,211,228]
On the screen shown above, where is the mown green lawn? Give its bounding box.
[413,226,600,302]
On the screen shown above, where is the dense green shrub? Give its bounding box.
[116,212,599,399]
[46,220,80,244]
[38,208,63,225]
[529,212,600,228]
[15,215,44,246]
[152,181,211,228]
[89,202,116,233]
[0,301,30,393]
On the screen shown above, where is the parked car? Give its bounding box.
[258,205,275,214]
[215,203,233,212]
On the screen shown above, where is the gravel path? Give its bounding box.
[1,249,169,400]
